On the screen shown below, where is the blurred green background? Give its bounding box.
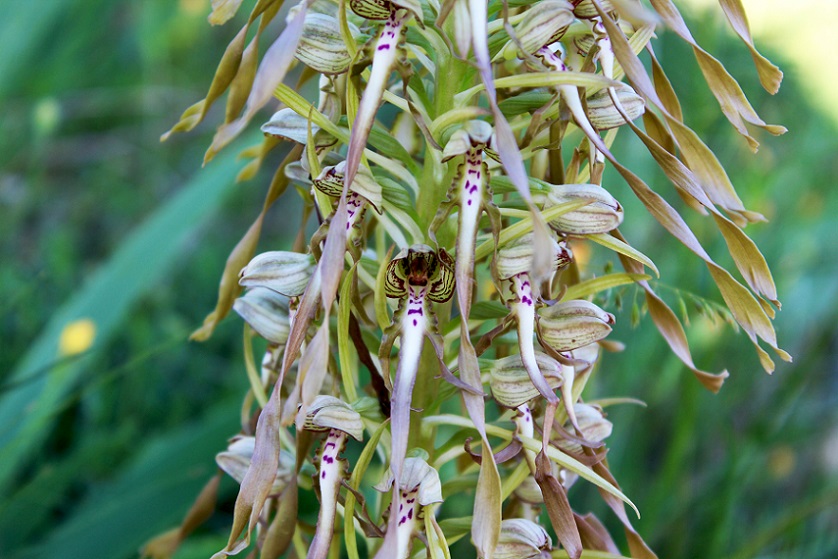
[0,1,835,558]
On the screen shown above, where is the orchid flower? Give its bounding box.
[374,455,443,559]
[301,396,364,559]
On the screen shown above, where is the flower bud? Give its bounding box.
[495,232,572,281]
[542,183,623,235]
[239,251,316,297]
[573,0,615,19]
[496,1,575,60]
[571,342,601,370]
[215,437,294,494]
[489,351,564,408]
[538,299,615,351]
[557,403,613,454]
[303,395,364,441]
[295,12,356,75]
[586,83,646,129]
[261,108,318,144]
[513,474,544,504]
[233,287,290,345]
[495,518,552,559]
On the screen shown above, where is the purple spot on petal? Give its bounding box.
[377,44,391,51]
[467,200,472,206]
[413,319,417,326]
[322,471,327,479]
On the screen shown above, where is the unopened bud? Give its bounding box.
[489,351,563,408]
[495,232,573,281]
[295,12,356,74]
[239,251,316,297]
[543,183,623,235]
[496,1,575,60]
[538,299,615,351]
[557,403,613,454]
[261,108,318,144]
[573,0,614,19]
[233,287,290,345]
[586,83,645,129]
[496,518,552,559]
[513,474,544,504]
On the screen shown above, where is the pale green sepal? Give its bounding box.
[586,83,646,129]
[538,299,615,352]
[541,183,624,235]
[239,251,316,297]
[233,287,291,345]
[261,108,319,144]
[495,518,552,559]
[304,395,365,441]
[295,12,357,74]
[489,351,564,408]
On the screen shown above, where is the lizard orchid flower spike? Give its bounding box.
[164,0,788,556]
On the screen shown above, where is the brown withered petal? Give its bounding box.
[204,2,311,164]
[535,451,583,559]
[208,0,245,26]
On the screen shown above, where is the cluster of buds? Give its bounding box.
[155,0,788,558]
